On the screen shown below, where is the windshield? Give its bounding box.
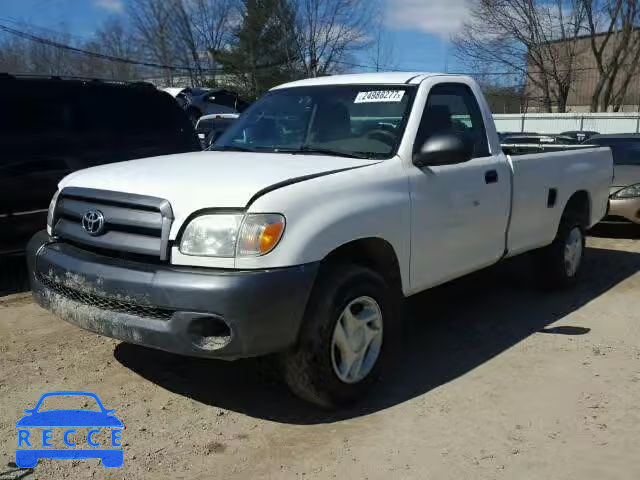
[36,395,101,412]
[213,85,416,159]
[589,137,640,165]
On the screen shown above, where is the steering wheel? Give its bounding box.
[366,129,397,147]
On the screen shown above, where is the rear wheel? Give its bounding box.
[101,450,124,468]
[536,218,586,289]
[282,264,399,408]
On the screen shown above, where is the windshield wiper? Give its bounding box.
[274,145,373,159]
[209,144,256,152]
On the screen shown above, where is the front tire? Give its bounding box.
[282,264,399,408]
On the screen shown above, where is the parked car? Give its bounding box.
[28,73,612,408]
[195,113,239,148]
[0,74,201,256]
[560,130,599,143]
[585,134,640,225]
[163,87,249,125]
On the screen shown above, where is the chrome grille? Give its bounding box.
[38,272,174,320]
[53,187,173,260]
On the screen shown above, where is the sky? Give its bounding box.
[0,0,471,73]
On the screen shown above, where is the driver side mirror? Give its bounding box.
[413,133,474,167]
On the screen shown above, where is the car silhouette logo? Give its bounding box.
[81,210,105,236]
[15,391,124,468]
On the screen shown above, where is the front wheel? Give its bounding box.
[282,264,400,408]
[536,219,585,289]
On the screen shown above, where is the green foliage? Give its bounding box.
[212,0,301,99]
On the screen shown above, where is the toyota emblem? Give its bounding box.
[82,210,105,236]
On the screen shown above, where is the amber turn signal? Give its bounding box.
[236,214,286,256]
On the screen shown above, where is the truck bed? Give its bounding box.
[503,146,613,257]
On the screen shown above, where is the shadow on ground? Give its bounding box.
[0,462,34,480]
[115,243,640,425]
[590,223,640,239]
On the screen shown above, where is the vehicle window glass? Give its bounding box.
[215,85,416,160]
[197,118,235,133]
[613,144,640,165]
[76,88,184,135]
[590,138,640,165]
[414,83,489,158]
[2,91,73,134]
[37,395,101,412]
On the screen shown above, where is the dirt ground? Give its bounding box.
[1,228,639,480]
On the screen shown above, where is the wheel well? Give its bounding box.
[563,190,591,227]
[322,238,402,293]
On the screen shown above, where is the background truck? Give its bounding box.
[28,73,613,408]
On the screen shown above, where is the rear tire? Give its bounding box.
[282,264,400,408]
[101,450,124,468]
[536,217,586,289]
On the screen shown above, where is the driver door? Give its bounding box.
[407,82,511,292]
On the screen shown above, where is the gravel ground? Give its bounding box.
[1,228,639,479]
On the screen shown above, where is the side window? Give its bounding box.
[414,83,490,158]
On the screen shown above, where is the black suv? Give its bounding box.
[0,75,201,256]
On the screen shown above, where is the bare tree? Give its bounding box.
[582,0,640,111]
[0,26,107,78]
[368,16,396,72]
[168,0,212,86]
[128,0,180,85]
[189,0,235,84]
[212,0,301,98]
[89,17,140,80]
[128,0,236,86]
[454,0,587,112]
[0,33,30,74]
[285,0,374,77]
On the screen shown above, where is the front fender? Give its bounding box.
[236,159,412,294]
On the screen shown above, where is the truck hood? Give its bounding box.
[60,150,378,227]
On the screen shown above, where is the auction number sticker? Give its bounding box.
[354,90,405,103]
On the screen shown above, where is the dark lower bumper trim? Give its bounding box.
[27,231,319,359]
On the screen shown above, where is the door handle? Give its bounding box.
[485,170,498,184]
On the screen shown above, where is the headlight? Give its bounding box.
[179,213,285,257]
[46,190,61,236]
[179,214,243,257]
[612,183,640,199]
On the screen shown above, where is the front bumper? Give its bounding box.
[604,197,640,224]
[27,231,319,359]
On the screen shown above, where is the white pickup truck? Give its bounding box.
[28,73,613,408]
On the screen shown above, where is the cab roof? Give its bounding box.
[272,72,444,89]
